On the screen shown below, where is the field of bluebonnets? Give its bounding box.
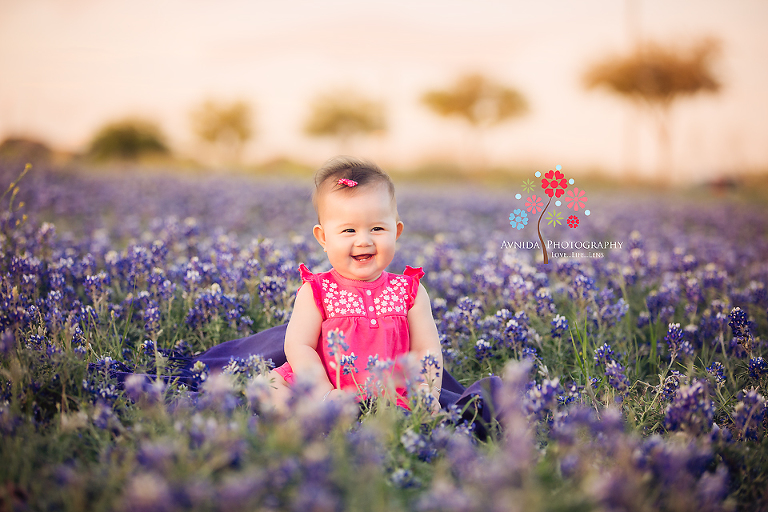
[1,162,767,511]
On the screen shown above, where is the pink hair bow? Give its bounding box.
[338,178,358,187]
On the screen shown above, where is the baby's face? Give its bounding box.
[313,183,403,282]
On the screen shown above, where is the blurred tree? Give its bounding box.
[303,89,386,153]
[87,119,169,161]
[584,38,721,180]
[421,73,528,168]
[190,100,253,165]
[0,137,52,166]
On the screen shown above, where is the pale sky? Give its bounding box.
[1,0,767,181]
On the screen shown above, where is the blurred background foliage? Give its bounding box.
[303,89,387,154]
[189,100,254,165]
[0,24,762,190]
[0,137,55,169]
[1,1,766,184]
[584,38,722,179]
[421,73,528,128]
[0,36,732,185]
[421,73,528,169]
[86,119,170,162]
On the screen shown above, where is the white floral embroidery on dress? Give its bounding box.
[374,277,410,316]
[321,279,365,317]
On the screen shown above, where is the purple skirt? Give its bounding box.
[109,323,502,432]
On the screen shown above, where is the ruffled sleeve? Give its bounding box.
[298,263,326,320]
[403,265,425,310]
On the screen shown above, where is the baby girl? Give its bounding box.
[268,156,443,410]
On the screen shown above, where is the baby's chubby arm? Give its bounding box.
[283,283,336,399]
[407,283,443,401]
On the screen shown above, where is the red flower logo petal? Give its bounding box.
[544,170,554,179]
[545,188,555,198]
[554,170,564,180]
[555,188,565,198]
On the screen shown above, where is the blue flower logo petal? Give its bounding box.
[509,209,529,230]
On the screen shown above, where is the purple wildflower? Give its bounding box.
[521,346,537,361]
[0,329,15,355]
[727,306,748,334]
[536,288,556,316]
[594,343,615,367]
[474,338,492,361]
[390,468,419,488]
[728,306,754,356]
[706,361,726,384]
[340,352,358,375]
[658,370,681,401]
[665,322,684,359]
[526,378,561,419]
[326,328,348,357]
[732,388,767,440]
[664,380,714,435]
[92,401,121,433]
[605,360,630,397]
[550,314,568,338]
[401,428,436,462]
[141,339,156,356]
[125,374,165,405]
[748,357,767,380]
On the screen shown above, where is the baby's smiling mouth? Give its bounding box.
[352,253,374,261]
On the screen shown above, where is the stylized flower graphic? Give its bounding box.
[525,195,544,214]
[509,209,529,230]
[564,187,588,211]
[514,165,592,264]
[521,179,535,193]
[545,210,563,227]
[541,169,568,198]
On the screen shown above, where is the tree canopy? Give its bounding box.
[583,38,722,180]
[583,39,721,108]
[190,100,253,151]
[87,118,169,161]
[421,73,528,127]
[303,90,386,142]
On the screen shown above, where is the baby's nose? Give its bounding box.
[355,232,373,246]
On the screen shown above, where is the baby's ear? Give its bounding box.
[396,221,404,240]
[313,224,327,251]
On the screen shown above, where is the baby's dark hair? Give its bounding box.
[312,156,396,216]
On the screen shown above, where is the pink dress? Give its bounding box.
[275,263,425,403]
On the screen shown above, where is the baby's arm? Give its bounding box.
[407,283,443,403]
[283,283,336,399]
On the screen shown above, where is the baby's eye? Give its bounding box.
[342,228,355,233]
[372,227,384,232]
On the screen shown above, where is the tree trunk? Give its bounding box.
[654,106,672,183]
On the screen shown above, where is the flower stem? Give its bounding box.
[537,197,553,264]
